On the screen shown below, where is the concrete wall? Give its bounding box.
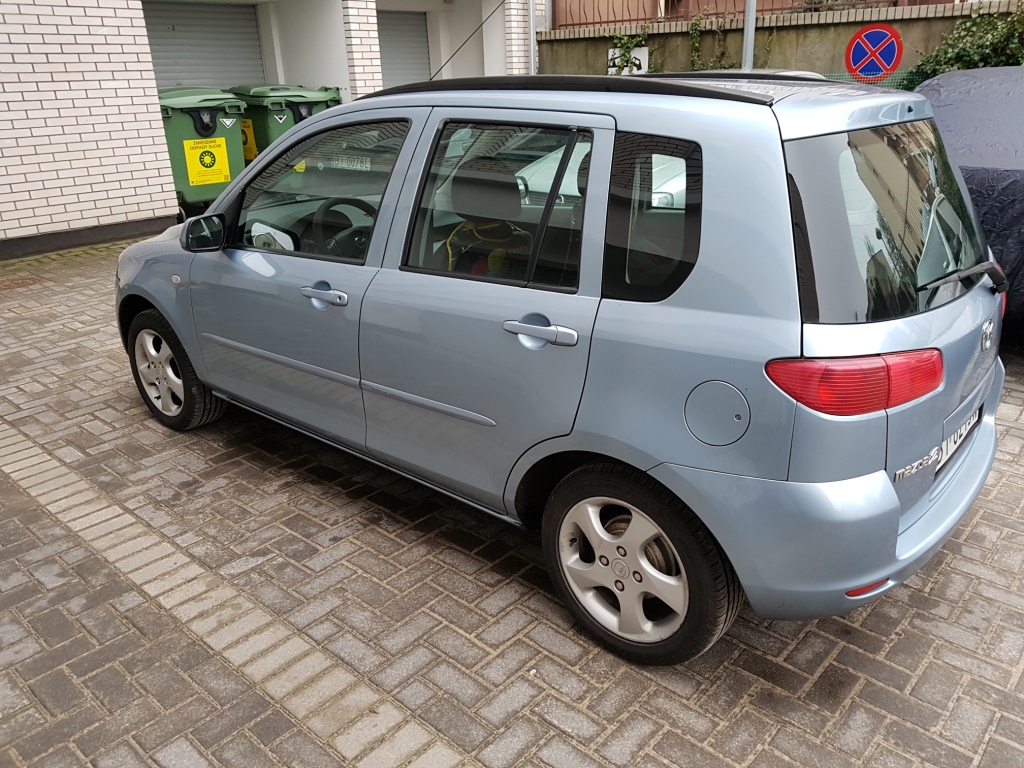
[430,0,487,79]
[0,0,176,243]
[538,1,1014,76]
[259,0,507,98]
[257,0,353,98]
[483,0,505,75]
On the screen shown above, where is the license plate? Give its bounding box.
[333,155,371,172]
[937,407,981,472]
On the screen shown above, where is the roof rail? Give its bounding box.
[359,75,774,106]
[639,70,829,83]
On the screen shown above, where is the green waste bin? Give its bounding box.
[158,87,246,210]
[228,85,341,164]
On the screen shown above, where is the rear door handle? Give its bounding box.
[502,320,578,347]
[301,286,348,306]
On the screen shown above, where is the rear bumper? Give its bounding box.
[649,358,1003,620]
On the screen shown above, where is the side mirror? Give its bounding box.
[180,214,226,252]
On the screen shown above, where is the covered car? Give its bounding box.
[915,66,1024,324]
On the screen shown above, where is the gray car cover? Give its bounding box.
[915,67,1024,322]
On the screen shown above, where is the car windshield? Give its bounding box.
[785,119,984,323]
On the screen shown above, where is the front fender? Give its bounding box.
[116,235,205,380]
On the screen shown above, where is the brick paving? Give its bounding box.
[1,240,1024,767]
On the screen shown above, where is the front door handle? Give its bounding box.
[502,320,578,347]
[301,286,348,306]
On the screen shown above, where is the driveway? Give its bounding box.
[2,239,1024,767]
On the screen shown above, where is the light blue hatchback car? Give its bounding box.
[116,73,1007,664]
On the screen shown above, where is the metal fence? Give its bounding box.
[553,0,947,27]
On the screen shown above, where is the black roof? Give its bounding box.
[359,75,774,106]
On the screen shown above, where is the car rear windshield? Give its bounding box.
[786,119,984,324]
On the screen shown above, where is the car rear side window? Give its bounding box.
[602,132,703,302]
[232,120,410,264]
[786,119,984,323]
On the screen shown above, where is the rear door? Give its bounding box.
[787,119,1002,529]
[359,109,614,511]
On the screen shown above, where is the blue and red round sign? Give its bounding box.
[846,24,903,83]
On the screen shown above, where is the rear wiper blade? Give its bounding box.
[917,261,1008,295]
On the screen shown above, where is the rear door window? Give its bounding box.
[786,119,984,323]
[404,122,593,290]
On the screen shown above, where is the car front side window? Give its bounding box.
[233,120,410,264]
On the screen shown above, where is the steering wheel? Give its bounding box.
[311,197,378,260]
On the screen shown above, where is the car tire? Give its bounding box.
[542,462,742,664]
[128,309,226,431]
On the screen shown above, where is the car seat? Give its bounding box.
[444,157,533,279]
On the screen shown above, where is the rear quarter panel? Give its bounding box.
[575,97,802,481]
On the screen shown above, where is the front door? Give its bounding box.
[359,110,613,510]
[190,112,425,448]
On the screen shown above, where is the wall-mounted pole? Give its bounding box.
[741,0,756,70]
[528,0,537,74]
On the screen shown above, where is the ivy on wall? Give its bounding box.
[903,5,1024,90]
[689,15,734,71]
[688,15,773,71]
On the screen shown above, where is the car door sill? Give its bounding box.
[212,392,517,525]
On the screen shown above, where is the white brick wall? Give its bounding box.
[505,0,531,75]
[341,0,382,100]
[0,0,176,244]
[504,0,544,74]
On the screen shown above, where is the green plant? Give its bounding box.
[688,13,736,71]
[646,41,664,74]
[689,15,704,71]
[757,30,775,69]
[607,27,650,75]
[903,5,1024,90]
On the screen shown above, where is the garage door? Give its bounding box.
[377,11,431,88]
[144,2,266,88]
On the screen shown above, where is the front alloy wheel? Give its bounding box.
[127,309,225,431]
[134,328,185,417]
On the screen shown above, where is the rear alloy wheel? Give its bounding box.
[128,309,225,431]
[542,463,741,664]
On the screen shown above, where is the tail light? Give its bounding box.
[766,350,943,416]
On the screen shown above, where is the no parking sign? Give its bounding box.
[846,24,903,83]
